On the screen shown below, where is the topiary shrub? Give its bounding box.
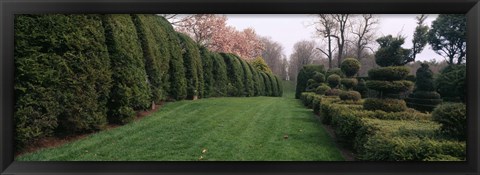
[267,73,279,96]
[432,103,466,141]
[239,58,255,97]
[407,63,442,112]
[261,72,272,96]
[363,98,407,112]
[435,65,466,103]
[341,78,358,90]
[295,65,326,98]
[312,72,325,83]
[326,68,345,78]
[199,46,214,98]
[315,84,331,95]
[341,58,361,77]
[339,91,361,101]
[366,80,414,94]
[102,14,152,124]
[275,75,283,97]
[354,79,368,98]
[327,74,341,88]
[256,71,266,96]
[325,88,342,96]
[367,66,410,81]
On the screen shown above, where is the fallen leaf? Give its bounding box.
[202,149,207,154]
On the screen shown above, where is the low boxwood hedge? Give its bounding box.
[363,98,407,112]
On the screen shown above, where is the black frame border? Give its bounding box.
[1,0,479,174]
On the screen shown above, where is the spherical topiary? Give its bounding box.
[312,72,325,83]
[368,66,410,81]
[326,68,345,78]
[363,98,407,112]
[327,74,341,88]
[325,88,342,96]
[315,84,331,95]
[341,58,361,77]
[341,78,358,90]
[339,90,361,101]
[415,63,435,91]
[432,103,466,141]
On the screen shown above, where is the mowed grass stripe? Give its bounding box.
[17,82,344,161]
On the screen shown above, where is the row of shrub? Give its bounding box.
[300,92,466,161]
[14,14,283,150]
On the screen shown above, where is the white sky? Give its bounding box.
[226,14,441,62]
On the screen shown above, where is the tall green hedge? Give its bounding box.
[256,71,266,96]
[295,65,326,99]
[102,14,151,124]
[247,63,261,96]
[211,53,228,97]
[222,53,245,96]
[261,72,272,96]
[275,75,283,97]
[14,14,112,149]
[177,33,204,99]
[131,14,170,103]
[239,58,255,97]
[199,46,214,98]
[267,73,278,96]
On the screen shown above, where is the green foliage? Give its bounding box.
[267,73,279,96]
[275,75,283,97]
[262,72,273,96]
[239,58,255,97]
[315,84,331,95]
[256,71,266,96]
[199,46,214,98]
[340,58,361,77]
[366,80,414,94]
[131,14,170,102]
[312,72,325,83]
[295,64,326,98]
[339,91,361,101]
[341,78,358,90]
[247,63,261,96]
[435,65,466,102]
[14,15,113,149]
[250,57,273,74]
[222,53,245,96]
[428,14,467,65]
[327,74,341,88]
[102,14,151,124]
[415,63,435,91]
[325,88,342,96]
[406,74,416,82]
[177,33,204,99]
[432,103,466,141]
[354,79,368,98]
[410,91,441,99]
[374,35,412,66]
[210,53,228,97]
[363,98,407,112]
[326,68,345,78]
[368,66,410,81]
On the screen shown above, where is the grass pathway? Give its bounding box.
[17,82,344,161]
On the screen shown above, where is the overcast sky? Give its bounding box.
[226,14,441,62]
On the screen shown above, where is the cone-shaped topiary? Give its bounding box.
[406,63,442,112]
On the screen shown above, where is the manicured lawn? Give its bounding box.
[17,81,344,161]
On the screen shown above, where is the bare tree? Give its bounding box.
[313,14,337,69]
[288,40,320,82]
[331,14,351,67]
[260,37,285,76]
[351,14,378,60]
[158,14,194,27]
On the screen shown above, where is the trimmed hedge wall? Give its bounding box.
[15,15,113,149]
[222,53,245,96]
[211,53,228,97]
[102,14,152,124]
[177,33,204,99]
[199,46,214,98]
[239,58,255,97]
[131,14,170,102]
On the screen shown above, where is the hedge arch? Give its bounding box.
[239,58,255,97]
[177,33,204,99]
[131,14,170,102]
[199,46,214,98]
[14,15,112,149]
[222,53,245,96]
[211,53,228,97]
[102,14,152,124]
